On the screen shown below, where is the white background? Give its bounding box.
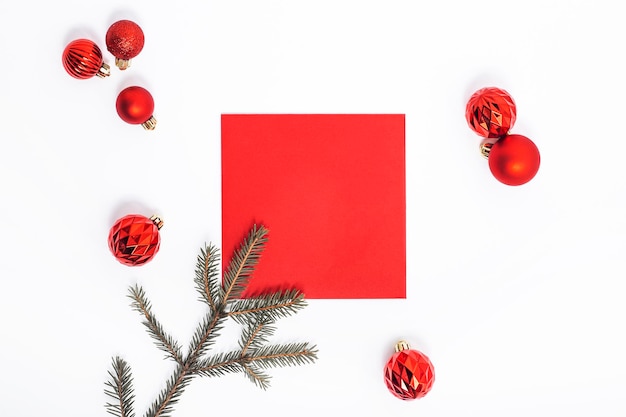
[1,1,625,415]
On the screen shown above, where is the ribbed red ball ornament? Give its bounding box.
[466,87,516,138]
[106,20,145,70]
[108,214,163,266]
[116,86,157,130]
[62,39,110,79]
[384,341,435,400]
[484,134,540,186]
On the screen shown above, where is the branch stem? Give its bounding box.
[149,366,189,417]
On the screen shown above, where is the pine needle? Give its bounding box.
[193,350,244,378]
[193,244,222,311]
[239,315,276,355]
[244,343,319,369]
[104,356,135,417]
[143,367,193,417]
[240,363,272,390]
[184,311,226,366]
[222,224,268,301]
[128,285,184,365]
[228,289,307,325]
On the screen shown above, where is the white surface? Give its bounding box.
[1,1,625,415]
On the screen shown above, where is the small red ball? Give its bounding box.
[108,214,162,266]
[116,86,155,125]
[488,134,540,186]
[106,20,145,60]
[466,87,516,138]
[384,344,435,400]
[62,39,109,79]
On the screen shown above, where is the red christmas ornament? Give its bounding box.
[484,134,540,186]
[384,341,435,401]
[116,86,157,130]
[108,214,163,266]
[106,20,145,70]
[466,86,541,185]
[466,87,516,138]
[62,39,110,79]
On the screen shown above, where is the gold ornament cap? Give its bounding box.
[150,215,164,230]
[96,62,111,78]
[480,138,498,159]
[394,340,410,352]
[142,116,157,131]
[115,57,131,70]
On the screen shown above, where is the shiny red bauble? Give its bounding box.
[116,86,157,130]
[384,341,435,400]
[106,20,145,70]
[62,39,110,79]
[466,87,516,138]
[108,214,163,266]
[487,134,540,186]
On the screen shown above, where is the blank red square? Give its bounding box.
[221,114,405,299]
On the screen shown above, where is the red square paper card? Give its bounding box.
[221,114,405,299]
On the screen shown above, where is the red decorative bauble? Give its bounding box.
[62,39,110,79]
[106,20,145,70]
[384,341,435,400]
[116,86,157,130]
[466,87,516,138]
[108,214,163,266]
[487,134,540,186]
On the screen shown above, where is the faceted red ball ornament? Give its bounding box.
[116,86,157,130]
[487,134,541,186]
[62,39,110,79]
[384,341,435,400]
[108,214,163,266]
[466,87,516,138]
[106,20,145,70]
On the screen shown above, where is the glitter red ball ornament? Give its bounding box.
[62,39,110,79]
[466,87,516,138]
[116,86,157,130]
[108,214,163,266]
[106,20,145,70]
[484,134,540,186]
[384,341,435,401]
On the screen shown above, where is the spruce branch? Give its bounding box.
[244,343,319,369]
[222,224,268,301]
[105,225,317,417]
[128,285,184,365]
[193,244,222,311]
[240,363,271,390]
[194,351,244,378]
[143,366,193,417]
[184,311,227,366]
[228,289,307,325]
[104,356,135,417]
[239,314,276,355]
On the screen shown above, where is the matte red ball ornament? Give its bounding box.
[384,341,435,401]
[116,86,157,130]
[62,39,110,79]
[108,214,163,266]
[106,20,145,70]
[485,134,540,186]
[466,87,516,138]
